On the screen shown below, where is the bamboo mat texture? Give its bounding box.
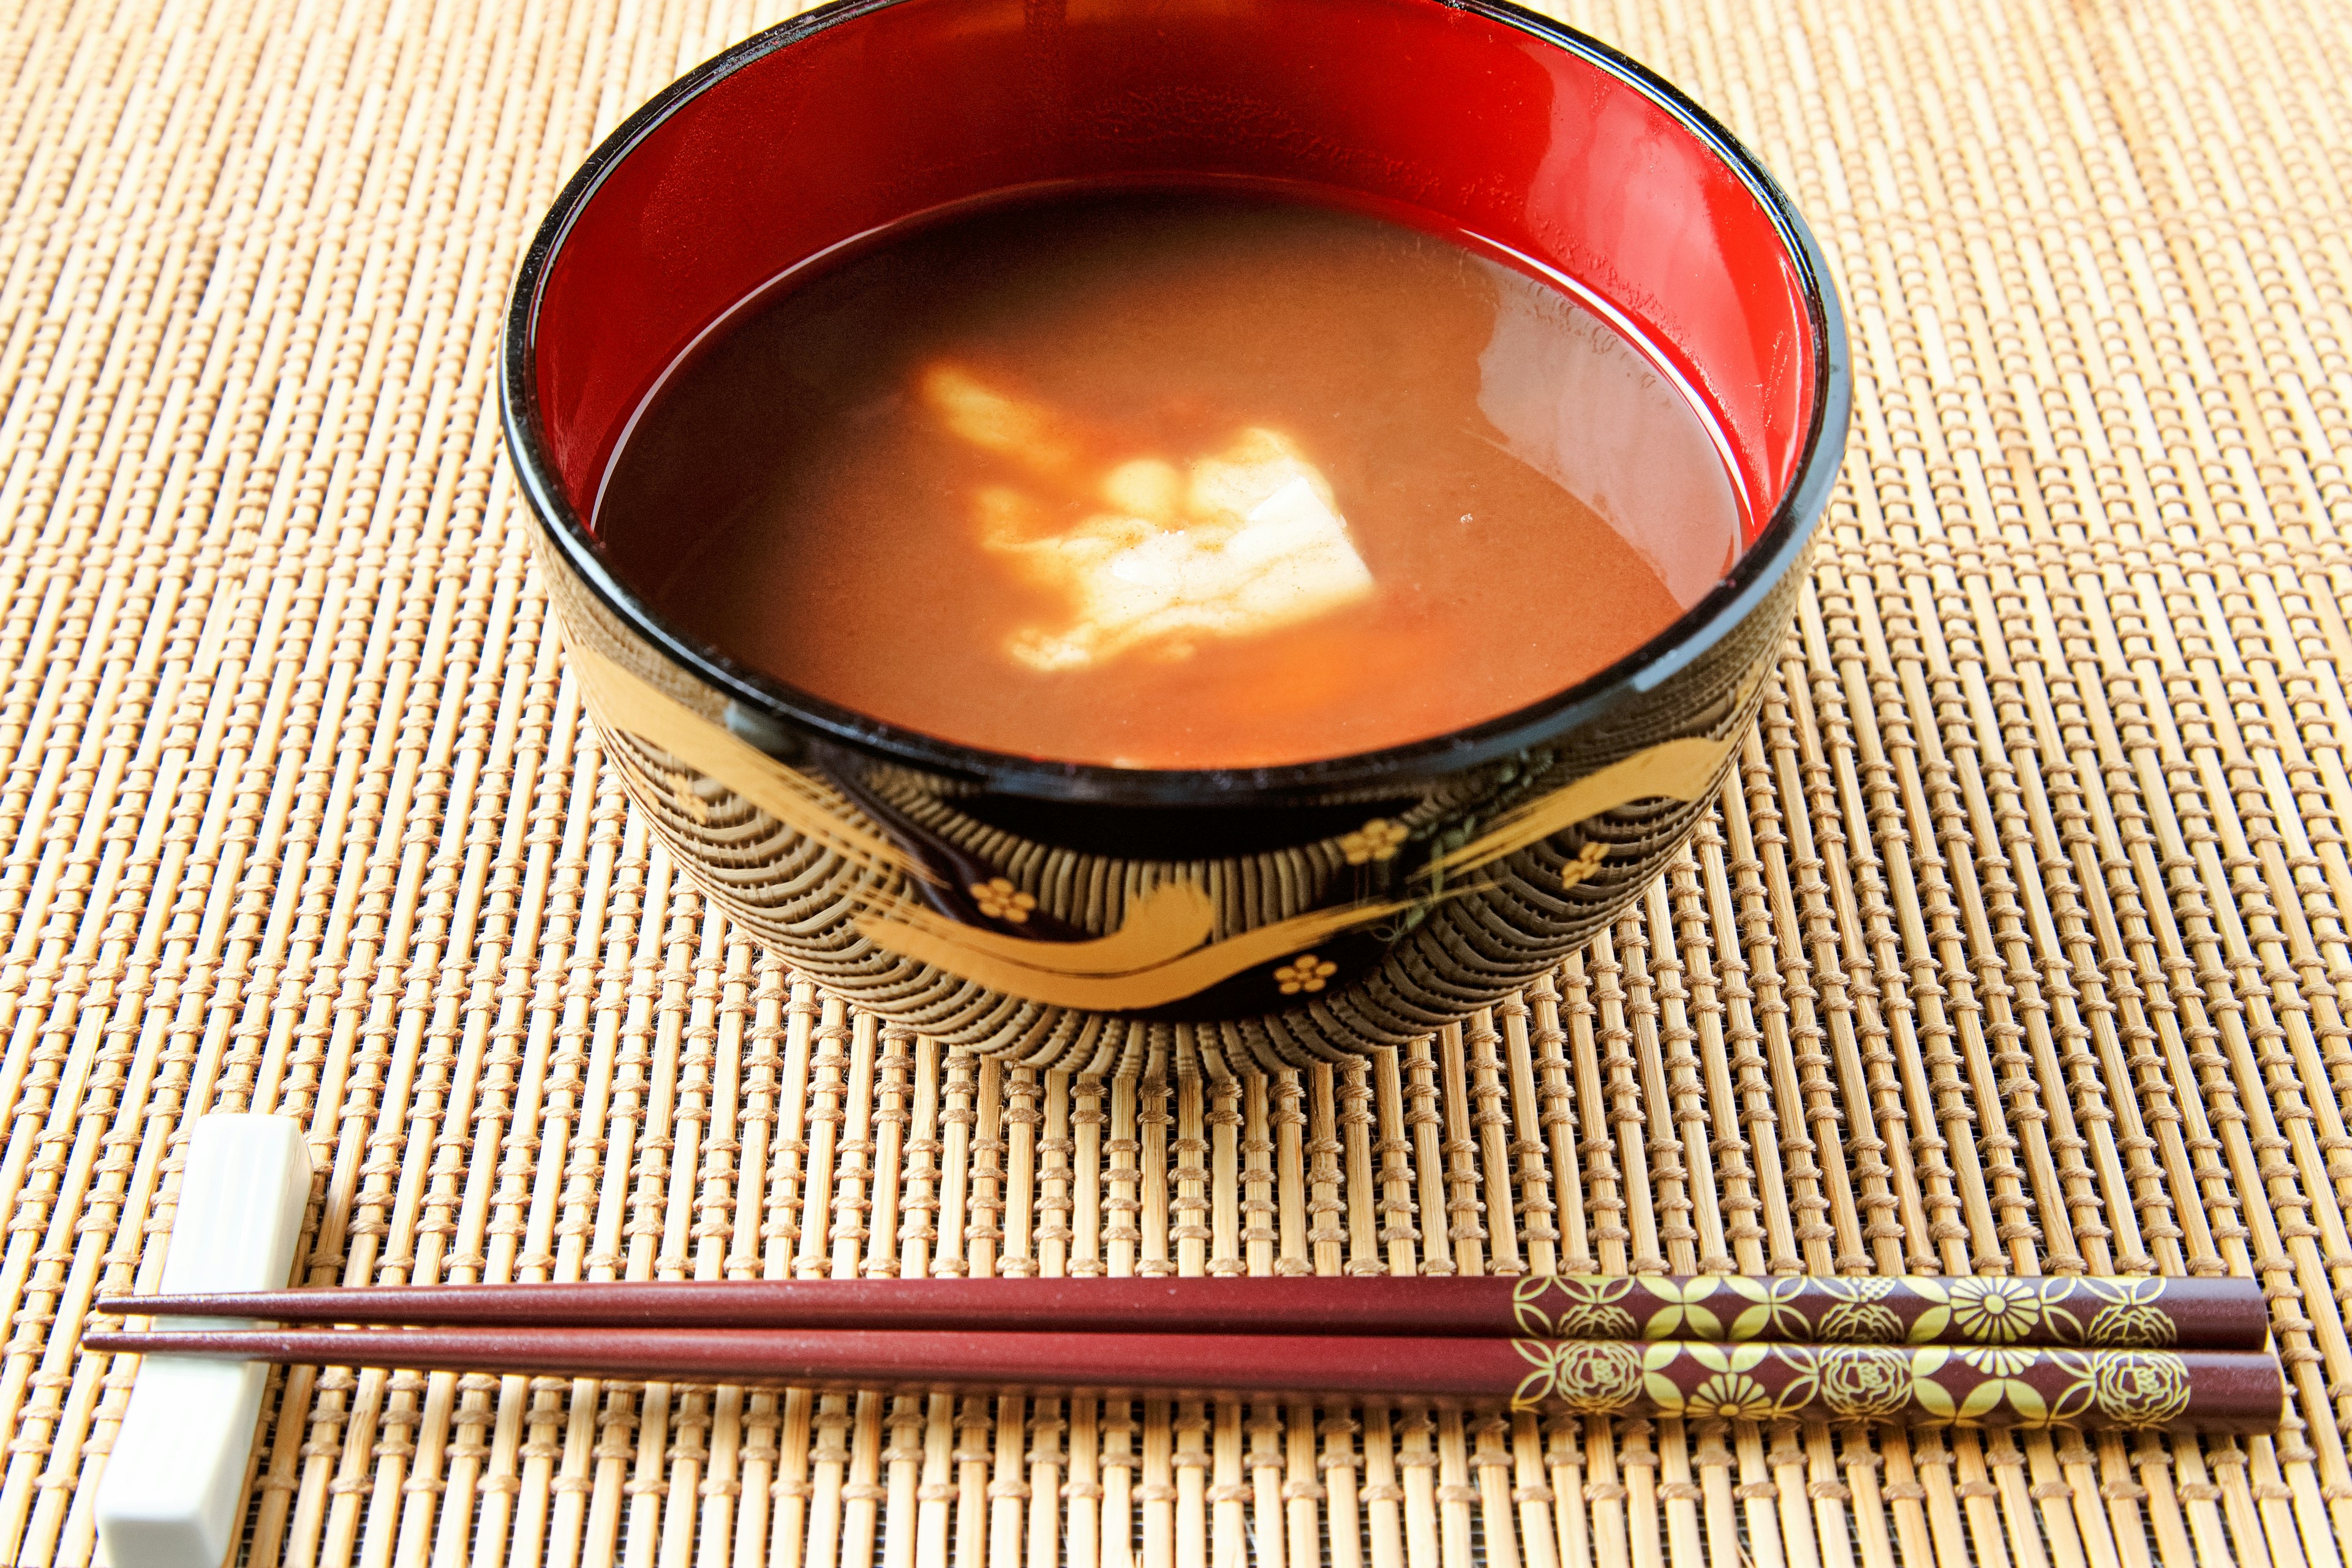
[1,0,2348,1564]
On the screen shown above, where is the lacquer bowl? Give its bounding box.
[500,0,1849,1076]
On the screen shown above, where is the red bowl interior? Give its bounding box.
[525,0,1819,551]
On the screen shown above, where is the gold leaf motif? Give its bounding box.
[1510,1339,1564,1412]
[1958,1379,2027,1423]
[1639,1276,1726,1341]
[1886,1277,1951,1341]
[2029,1351,2103,1427]
[1724,1275,1813,1341]
[1686,1343,1768,1376]
[1510,1275,1558,1337]
[1904,1346,1969,1423]
[1725,1276,1804,1305]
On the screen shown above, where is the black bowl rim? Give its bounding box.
[500,0,1851,808]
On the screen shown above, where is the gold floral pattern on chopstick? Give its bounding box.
[1509,1273,2228,1347]
[1510,1340,2204,1429]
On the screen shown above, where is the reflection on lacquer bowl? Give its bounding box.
[500,0,1850,1076]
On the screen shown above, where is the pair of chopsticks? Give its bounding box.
[86,1274,2285,1433]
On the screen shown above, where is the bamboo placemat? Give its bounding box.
[2,0,2347,1563]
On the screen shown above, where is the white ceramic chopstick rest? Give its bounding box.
[95,1115,312,1568]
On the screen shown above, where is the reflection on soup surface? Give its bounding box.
[598,189,1745,769]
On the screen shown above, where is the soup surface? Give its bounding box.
[597,188,1746,769]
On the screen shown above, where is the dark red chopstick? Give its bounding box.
[93,1273,2271,1350]
[78,1324,2284,1433]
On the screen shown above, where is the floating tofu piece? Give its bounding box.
[917,366,1378,670]
[921,364,1082,480]
[96,1115,312,1568]
[974,418,1376,672]
[1099,458,1183,521]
